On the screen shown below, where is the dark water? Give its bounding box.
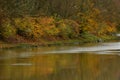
[0,42,120,80]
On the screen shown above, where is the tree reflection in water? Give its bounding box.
[0,53,120,80]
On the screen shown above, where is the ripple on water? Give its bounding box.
[11,63,33,66]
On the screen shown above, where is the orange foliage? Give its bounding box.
[39,17,55,25]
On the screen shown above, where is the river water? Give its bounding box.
[0,41,120,80]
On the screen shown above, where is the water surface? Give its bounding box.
[0,41,120,80]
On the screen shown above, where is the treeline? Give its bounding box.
[0,0,119,18]
[0,0,119,42]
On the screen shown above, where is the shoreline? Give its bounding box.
[0,35,118,49]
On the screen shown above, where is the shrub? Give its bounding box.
[14,17,59,40]
[14,17,39,40]
[0,21,16,39]
[56,19,80,39]
[80,32,99,42]
[38,17,59,37]
[14,17,36,39]
[97,22,116,36]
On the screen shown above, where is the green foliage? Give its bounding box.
[80,32,99,42]
[56,19,80,39]
[0,21,16,39]
[58,22,73,38]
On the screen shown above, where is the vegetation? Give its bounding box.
[0,0,119,44]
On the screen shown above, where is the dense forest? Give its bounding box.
[0,0,120,43]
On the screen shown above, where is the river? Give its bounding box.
[0,40,120,80]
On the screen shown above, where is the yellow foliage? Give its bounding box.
[12,15,117,41]
[106,22,116,32]
[13,17,60,40]
[97,22,116,36]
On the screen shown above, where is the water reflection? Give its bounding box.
[0,41,120,80]
[0,53,120,80]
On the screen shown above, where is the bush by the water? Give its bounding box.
[0,16,117,42]
[13,17,81,41]
[0,20,16,39]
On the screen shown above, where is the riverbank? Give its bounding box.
[0,34,118,49]
[0,16,118,49]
